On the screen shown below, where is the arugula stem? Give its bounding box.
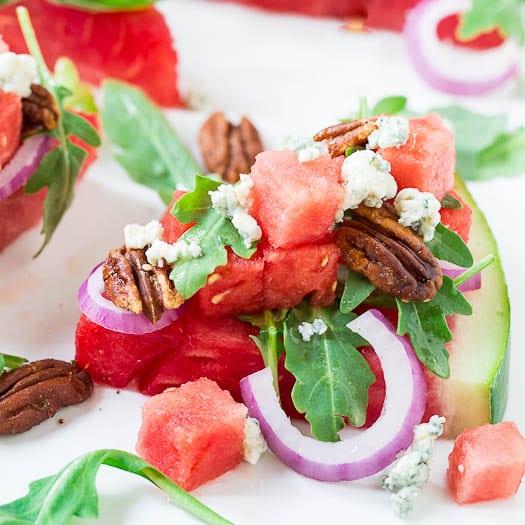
[454,254,496,287]
[358,97,369,118]
[263,310,280,394]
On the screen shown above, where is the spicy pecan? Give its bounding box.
[0,359,93,435]
[335,203,442,302]
[103,245,183,324]
[199,111,263,183]
[313,117,378,158]
[22,84,59,135]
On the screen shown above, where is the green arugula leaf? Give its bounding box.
[0,353,28,376]
[53,58,97,114]
[441,193,463,210]
[396,276,472,378]
[101,80,200,202]
[371,96,408,116]
[173,175,221,223]
[427,223,473,268]
[284,302,372,442]
[17,7,101,256]
[340,271,376,314]
[477,128,525,180]
[48,0,156,11]
[0,449,233,525]
[458,0,525,45]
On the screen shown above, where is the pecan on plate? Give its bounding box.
[22,84,59,136]
[0,359,93,435]
[103,245,183,324]
[335,203,442,302]
[199,111,263,183]
[313,117,378,158]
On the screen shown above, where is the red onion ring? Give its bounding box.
[0,134,54,201]
[404,0,520,95]
[240,309,426,482]
[440,261,481,292]
[77,263,184,334]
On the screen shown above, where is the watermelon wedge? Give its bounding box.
[0,0,181,107]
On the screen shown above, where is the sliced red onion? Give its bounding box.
[240,309,426,482]
[77,263,184,335]
[404,0,519,95]
[0,134,54,201]
[440,260,481,292]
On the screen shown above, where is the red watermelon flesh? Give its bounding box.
[440,190,472,242]
[0,0,181,107]
[0,90,22,169]
[380,114,456,201]
[160,190,195,243]
[437,14,505,51]
[136,378,247,491]
[250,150,343,249]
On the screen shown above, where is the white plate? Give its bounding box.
[1,1,524,523]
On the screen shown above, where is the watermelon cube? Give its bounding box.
[447,421,525,504]
[379,114,456,200]
[136,378,248,491]
[160,190,195,243]
[0,90,21,169]
[440,190,473,242]
[250,150,343,248]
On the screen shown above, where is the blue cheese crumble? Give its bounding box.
[367,116,410,149]
[336,150,397,221]
[286,136,329,163]
[0,52,38,98]
[146,238,202,267]
[243,417,267,465]
[394,188,441,242]
[124,220,164,249]
[210,174,262,248]
[297,318,328,342]
[381,415,445,518]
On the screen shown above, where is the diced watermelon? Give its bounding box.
[440,190,472,242]
[447,421,525,504]
[0,0,181,107]
[263,242,339,310]
[160,190,194,243]
[250,150,343,249]
[136,378,247,491]
[437,15,505,50]
[379,114,456,200]
[137,301,264,401]
[75,313,184,388]
[0,90,21,169]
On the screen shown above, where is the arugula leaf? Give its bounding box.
[477,128,525,180]
[169,176,257,299]
[458,0,525,45]
[0,449,233,525]
[284,302,372,442]
[53,58,97,114]
[340,271,376,313]
[396,276,472,378]
[47,0,156,11]
[0,353,28,376]
[17,7,101,256]
[371,96,408,116]
[427,223,473,268]
[101,80,200,202]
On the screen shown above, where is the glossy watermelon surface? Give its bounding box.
[0,90,21,169]
[0,0,181,107]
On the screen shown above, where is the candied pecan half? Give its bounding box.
[22,84,59,135]
[313,117,378,158]
[103,245,183,324]
[0,359,93,435]
[199,111,263,183]
[336,203,442,302]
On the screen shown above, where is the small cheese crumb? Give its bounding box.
[210,174,262,248]
[146,238,202,267]
[0,52,38,98]
[243,417,267,465]
[297,318,328,342]
[367,116,410,149]
[394,188,441,242]
[124,220,164,249]
[286,136,329,163]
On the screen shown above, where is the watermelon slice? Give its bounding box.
[0,0,181,107]
[0,90,22,169]
[447,421,525,504]
[136,378,248,491]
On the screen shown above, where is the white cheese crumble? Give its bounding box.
[124,220,164,249]
[394,188,441,242]
[336,149,397,221]
[243,417,267,465]
[286,136,329,163]
[367,116,410,149]
[0,52,38,98]
[382,415,445,518]
[146,238,202,267]
[297,318,328,342]
[209,174,262,248]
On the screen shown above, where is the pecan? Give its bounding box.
[103,245,183,324]
[335,203,442,302]
[199,111,263,183]
[313,117,378,157]
[22,84,59,135]
[0,359,93,435]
